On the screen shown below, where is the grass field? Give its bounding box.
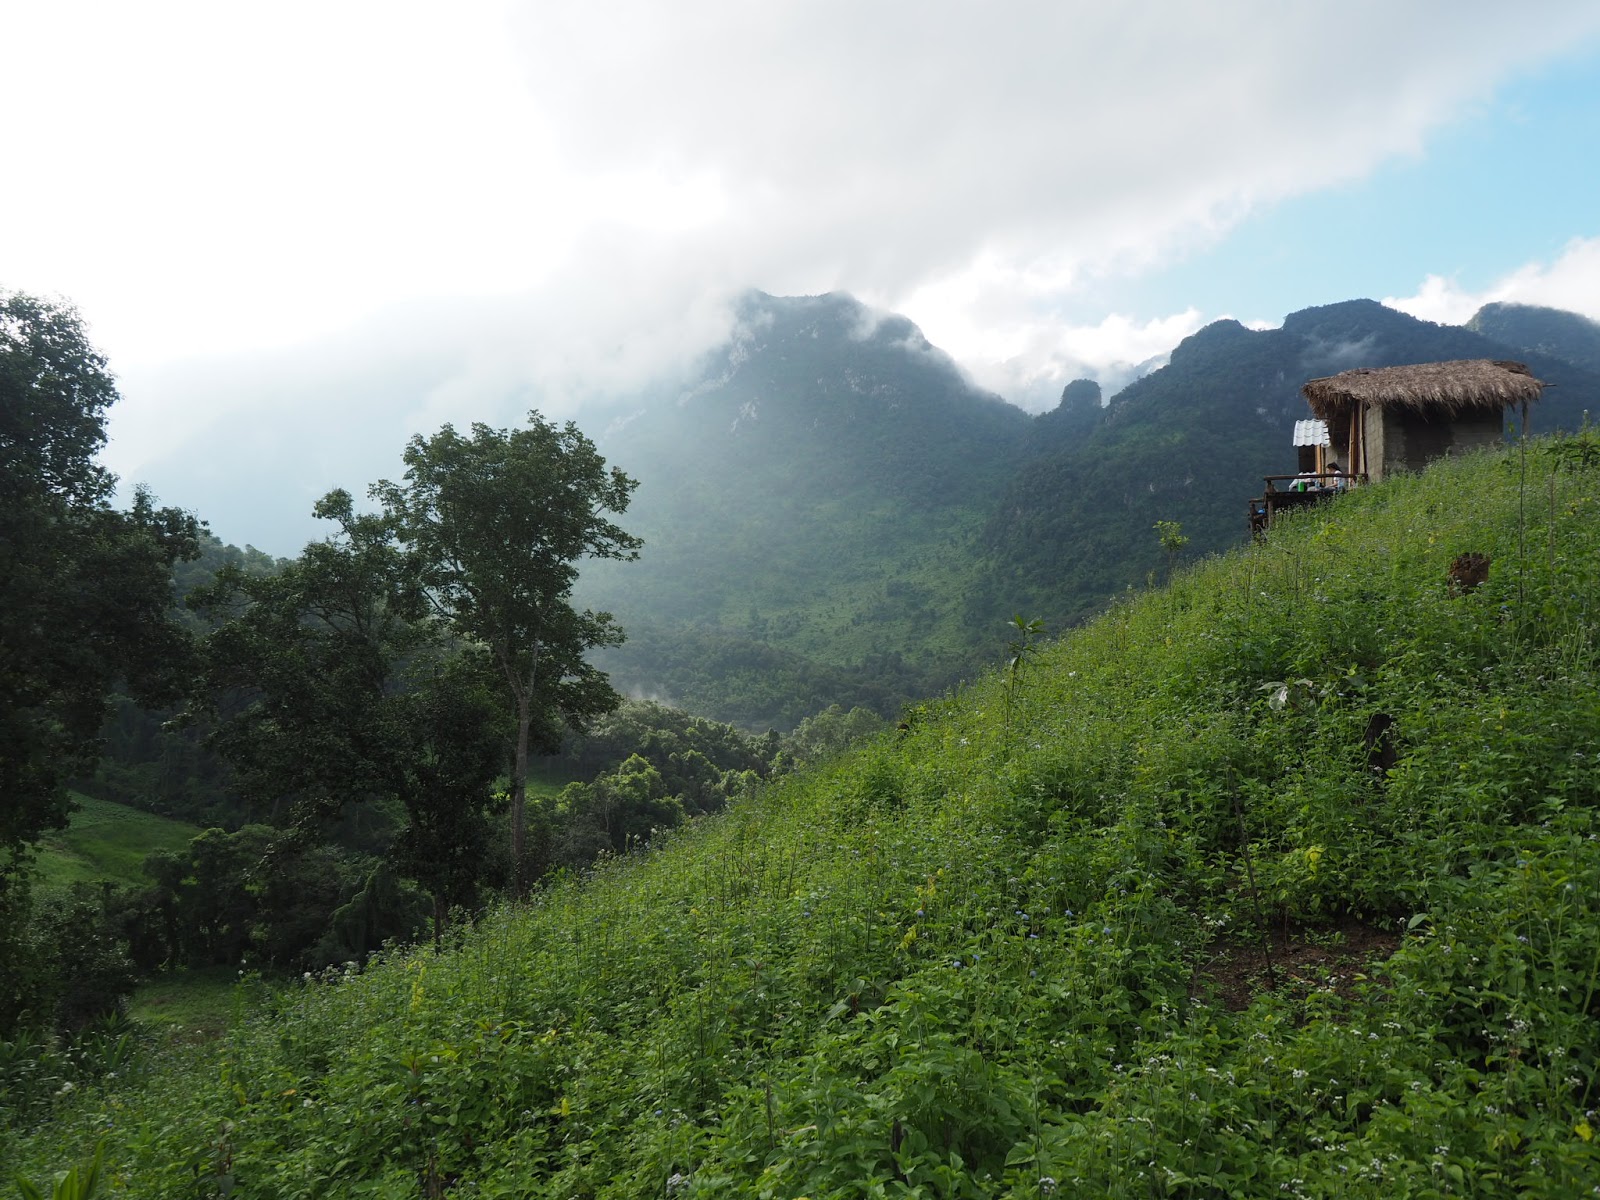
[128,966,253,1041]
[33,792,202,890]
[526,761,583,798]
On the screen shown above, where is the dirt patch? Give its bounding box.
[1194,915,1402,1012]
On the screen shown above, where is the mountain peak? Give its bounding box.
[1057,378,1102,413]
[735,289,925,348]
[1468,302,1600,374]
[1279,298,1428,340]
[1165,318,1251,369]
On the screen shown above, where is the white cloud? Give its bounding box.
[8,0,1600,548]
[506,0,1600,303]
[9,0,1598,369]
[1384,275,1486,326]
[898,260,1205,407]
[1385,237,1600,326]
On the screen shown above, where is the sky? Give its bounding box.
[5,0,1600,552]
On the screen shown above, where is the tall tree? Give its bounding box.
[389,648,506,940]
[0,292,201,887]
[370,413,642,893]
[190,494,506,937]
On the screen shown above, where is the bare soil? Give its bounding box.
[1194,915,1402,1012]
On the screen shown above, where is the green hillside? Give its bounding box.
[15,437,1600,1195]
[33,794,201,890]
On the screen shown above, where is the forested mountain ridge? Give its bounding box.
[1467,299,1600,375]
[579,292,1600,726]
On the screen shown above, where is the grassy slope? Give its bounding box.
[33,793,201,890]
[126,967,246,1041]
[15,442,1600,1196]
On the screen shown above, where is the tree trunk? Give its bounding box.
[512,692,530,899]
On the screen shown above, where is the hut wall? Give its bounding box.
[1367,407,1503,479]
[1362,406,1388,481]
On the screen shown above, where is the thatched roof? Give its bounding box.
[1302,359,1544,419]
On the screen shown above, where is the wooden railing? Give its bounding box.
[1248,472,1367,536]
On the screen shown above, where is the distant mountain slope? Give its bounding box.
[576,292,1600,728]
[580,292,1031,722]
[1468,300,1600,376]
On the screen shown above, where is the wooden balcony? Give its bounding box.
[1248,473,1365,537]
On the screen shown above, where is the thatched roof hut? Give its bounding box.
[1302,359,1543,420]
[1298,359,1544,482]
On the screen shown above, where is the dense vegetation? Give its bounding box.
[13,438,1600,1195]
[1,292,204,1038]
[2,293,804,1048]
[88,538,285,829]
